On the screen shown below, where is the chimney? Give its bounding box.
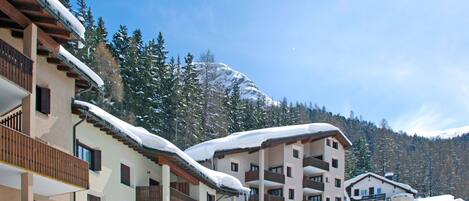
[385,172,394,181]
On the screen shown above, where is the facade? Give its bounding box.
[185,124,352,201]
[344,172,417,201]
[0,1,247,201]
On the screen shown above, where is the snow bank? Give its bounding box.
[185,123,351,161]
[416,195,464,201]
[74,100,249,194]
[37,0,85,40]
[345,172,418,194]
[58,46,104,87]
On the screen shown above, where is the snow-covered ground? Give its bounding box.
[194,62,278,105]
[415,195,465,201]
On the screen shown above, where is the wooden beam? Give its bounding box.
[159,156,199,185]
[66,72,79,78]
[27,15,57,26]
[0,19,22,30]
[37,48,49,56]
[46,57,61,64]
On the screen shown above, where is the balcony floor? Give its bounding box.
[0,76,28,114]
[0,162,83,196]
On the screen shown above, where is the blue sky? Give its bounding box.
[88,0,469,136]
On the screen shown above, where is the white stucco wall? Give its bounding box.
[349,176,411,200]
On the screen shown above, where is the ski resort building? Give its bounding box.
[0,0,248,201]
[185,124,353,201]
[344,172,418,201]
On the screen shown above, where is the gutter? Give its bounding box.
[72,103,87,201]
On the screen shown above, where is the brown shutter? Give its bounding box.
[121,163,130,186]
[92,149,101,171]
[37,86,50,114]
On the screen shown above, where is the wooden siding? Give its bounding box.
[245,170,285,184]
[136,186,197,201]
[0,124,88,188]
[303,156,329,171]
[0,38,32,92]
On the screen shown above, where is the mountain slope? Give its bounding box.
[194,62,277,105]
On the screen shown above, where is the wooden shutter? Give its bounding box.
[36,86,50,114]
[92,149,101,171]
[121,163,130,186]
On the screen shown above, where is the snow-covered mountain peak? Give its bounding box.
[422,125,469,139]
[193,62,278,105]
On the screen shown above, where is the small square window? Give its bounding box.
[288,189,294,200]
[287,166,292,177]
[354,189,359,196]
[231,162,239,172]
[332,159,338,168]
[293,149,299,158]
[335,178,341,188]
[332,141,339,149]
[326,139,331,146]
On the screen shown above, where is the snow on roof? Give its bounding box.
[185,123,351,161]
[58,46,104,87]
[416,195,464,201]
[74,100,249,194]
[345,172,418,194]
[37,0,85,40]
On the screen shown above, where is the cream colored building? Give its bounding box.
[185,124,352,201]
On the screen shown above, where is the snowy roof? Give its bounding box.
[416,195,464,201]
[73,100,249,194]
[36,0,85,40]
[185,123,352,161]
[345,172,418,194]
[57,46,104,88]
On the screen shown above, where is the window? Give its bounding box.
[231,162,239,172]
[332,158,338,168]
[309,195,322,201]
[269,166,283,174]
[332,141,339,149]
[36,86,51,115]
[354,189,359,196]
[87,194,100,201]
[250,163,259,171]
[293,149,299,158]
[325,177,329,183]
[326,139,331,146]
[287,166,292,177]
[77,142,101,171]
[288,189,294,200]
[360,190,367,196]
[149,178,159,186]
[335,197,341,201]
[335,178,341,188]
[207,193,215,201]
[369,187,374,195]
[310,175,323,183]
[377,188,382,194]
[268,189,283,197]
[326,198,330,201]
[121,163,131,186]
[250,187,259,196]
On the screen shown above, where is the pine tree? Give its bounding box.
[350,138,372,177]
[95,17,108,44]
[226,82,243,133]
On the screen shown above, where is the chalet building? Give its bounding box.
[0,1,248,201]
[72,101,248,201]
[185,124,353,201]
[344,172,417,201]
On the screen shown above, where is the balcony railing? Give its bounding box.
[303,178,324,191]
[136,186,197,201]
[245,170,285,184]
[303,156,329,171]
[0,107,22,132]
[249,194,285,201]
[0,124,88,188]
[0,38,33,92]
[360,193,386,201]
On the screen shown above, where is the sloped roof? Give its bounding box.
[345,172,418,194]
[185,123,352,161]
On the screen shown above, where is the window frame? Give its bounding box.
[231,162,239,172]
[335,178,341,188]
[332,141,339,149]
[288,189,295,200]
[293,149,299,158]
[286,166,292,177]
[36,85,51,115]
[354,189,359,196]
[332,158,338,168]
[207,193,215,201]
[121,163,131,186]
[326,139,331,146]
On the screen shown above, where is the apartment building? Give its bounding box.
[185,123,352,201]
[345,172,417,201]
[72,100,249,201]
[0,1,248,201]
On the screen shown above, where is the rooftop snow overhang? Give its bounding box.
[72,102,246,196]
[345,172,418,195]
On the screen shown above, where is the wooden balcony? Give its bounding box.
[0,124,89,189]
[303,156,329,171]
[245,170,285,185]
[136,186,197,201]
[249,194,285,201]
[0,107,22,132]
[0,38,33,92]
[303,178,324,191]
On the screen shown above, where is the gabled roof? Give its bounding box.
[345,172,418,195]
[72,100,249,195]
[185,123,352,161]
